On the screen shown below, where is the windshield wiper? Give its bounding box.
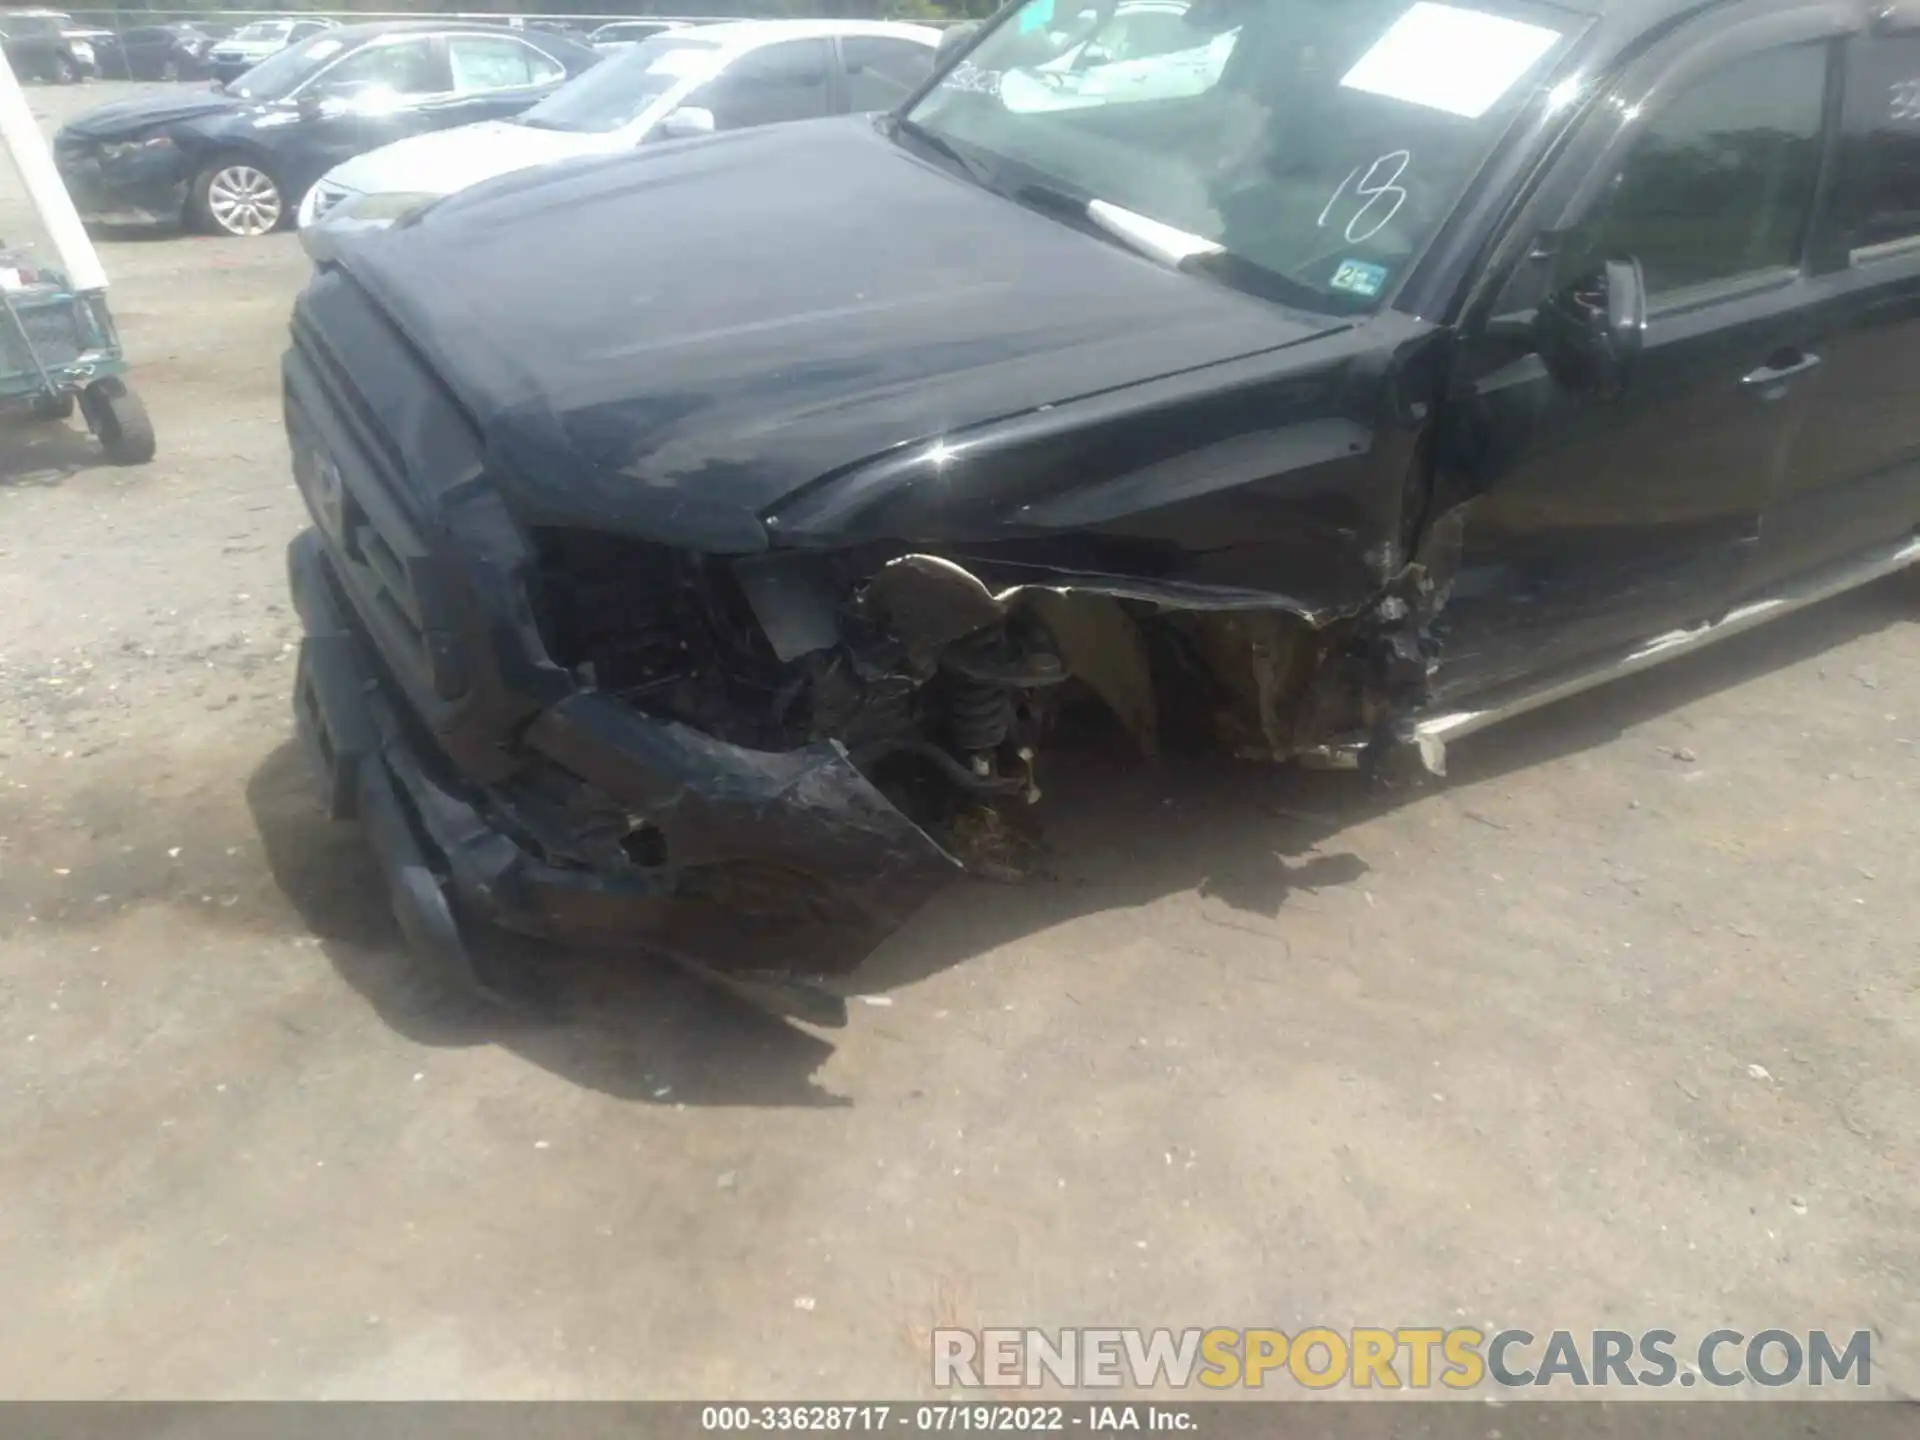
[1086,200,1224,268]
[1003,182,1220,273]
[891,116,993,189]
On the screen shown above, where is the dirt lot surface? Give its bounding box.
[0,81,1916,1402]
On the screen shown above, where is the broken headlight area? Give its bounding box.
[526,530,1070,880]
[523,528,1448,888]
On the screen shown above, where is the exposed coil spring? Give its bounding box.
[949,678,1013,754]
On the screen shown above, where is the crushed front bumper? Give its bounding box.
[54,143,190,228]
[287,530,956,1018]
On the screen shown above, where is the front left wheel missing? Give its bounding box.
[193,160,284,237]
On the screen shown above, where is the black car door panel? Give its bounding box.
[1434,7,1847,702]
[1747,22,1920,587]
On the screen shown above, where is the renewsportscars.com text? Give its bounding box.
[931,1327,1873,1391]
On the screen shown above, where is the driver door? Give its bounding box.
[1432,6,1847,703]
[296,35,455,189]
[687,38,835,132]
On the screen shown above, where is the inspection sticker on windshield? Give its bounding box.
[1341,3,1561,119]
[1330,259,1391,298]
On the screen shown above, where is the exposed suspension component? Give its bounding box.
[935,626,1069,802]
[948,676,1013,755]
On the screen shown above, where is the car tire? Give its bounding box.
[53,54,78,84]
[191,158,287,238]
[160,57,180,82]
[80,379,156,466]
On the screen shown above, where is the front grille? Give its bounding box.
[287,382,466,705]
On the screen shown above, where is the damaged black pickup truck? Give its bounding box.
[284,0,1920,1014]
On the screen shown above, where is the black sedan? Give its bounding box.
[53,22,599,238]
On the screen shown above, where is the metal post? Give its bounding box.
[0,47,109,293]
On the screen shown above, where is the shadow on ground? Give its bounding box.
[246,743,845,1110]
[0,416,100,484]
[246,571,1918,1104]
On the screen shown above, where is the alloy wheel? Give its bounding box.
[206,165,282,237]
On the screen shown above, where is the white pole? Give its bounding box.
[0,47,108,293]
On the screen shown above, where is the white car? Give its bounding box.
[207,15,339,84]
[589,19,691,56]
[999,2,1240,114]
[298,20,941,252]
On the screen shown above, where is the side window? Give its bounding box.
[292,22,331,42]
[691,39,833,130]
[316,39,448,100]
[1833,36,1920,254]
[842,37,934,113]
[1570,43,1828,296]
[449,36,562,93]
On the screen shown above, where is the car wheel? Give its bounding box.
[54,54,78,84]
[160,57,180,81]
[193,160,286,237]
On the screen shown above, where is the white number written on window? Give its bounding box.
[1889,77,1920,121]
[1318,150,1412,244]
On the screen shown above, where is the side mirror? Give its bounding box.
[937,21,982,63]
[296,89,323,118]
[1534,256,1647,397]
[656,105,715,139]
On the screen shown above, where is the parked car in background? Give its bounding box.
[1000,0,1241,113]
[55,22,600,237]
[524,20,593,42]
[300,19,940,246]
[206,15,339,85]
[0,10,94,83]
[95,23,225,82]
[64,21,113,77]
[589,20,691,55]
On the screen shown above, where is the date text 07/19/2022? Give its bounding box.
[700,1404,1193,1433]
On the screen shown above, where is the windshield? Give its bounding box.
[228,31,349,101]
[906,0,1581,311]
[514,35,721,133]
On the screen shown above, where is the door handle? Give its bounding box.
[1742,351,1821,389]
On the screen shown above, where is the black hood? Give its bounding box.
[62,89,246,138]
[329,117,1341,552]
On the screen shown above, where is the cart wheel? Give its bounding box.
[81,379,156,466]
[30,393,75,422]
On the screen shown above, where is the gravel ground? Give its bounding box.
[0,81,1915,1401]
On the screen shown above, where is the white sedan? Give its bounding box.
[298,19,941,253]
